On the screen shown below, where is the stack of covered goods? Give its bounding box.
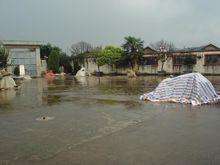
[140,73,220,106]
[44,70,56,79]
[0,69,17,90]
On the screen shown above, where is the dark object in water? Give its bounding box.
[36,116,54,121]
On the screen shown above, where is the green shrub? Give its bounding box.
[14,65,20,76]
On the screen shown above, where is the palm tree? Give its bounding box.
[122,36,144,69]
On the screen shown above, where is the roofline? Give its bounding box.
[174,43,220,53]
[0,40,44,46]
[205,43,220,50]
[144,46,158,52]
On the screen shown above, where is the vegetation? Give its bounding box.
[0,45,9,68]
[47,48,60,73]
[121,36,144,69]
[40,38,177,75]
[59,52,73,73]
[14,65,20,76]
[70,41,93,56]
[150,40,175,72]
[40,43,73,73]
[40,43,53,59]
[96,46,122,72]
[71,44,101,73]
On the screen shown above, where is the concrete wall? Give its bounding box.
[170,51,220,75]
[138,51,220,75]
[77,52,220,75]
[40,60,47,74]
[35,47,42,77]
[138,65,158,74]
[83,58,115,74]
[203,51,220,75]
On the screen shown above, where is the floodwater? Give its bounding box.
[0,75,220,165]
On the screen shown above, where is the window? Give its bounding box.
[173,55,197,65]
[10,48,37,77]
[205,54,220,65]
[140,57,158,65]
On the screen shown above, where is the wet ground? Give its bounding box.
[0,75,220,165]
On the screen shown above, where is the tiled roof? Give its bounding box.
[174,44,220,53]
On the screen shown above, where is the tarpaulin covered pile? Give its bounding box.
[44,71,56,79]
[140,73,220,105]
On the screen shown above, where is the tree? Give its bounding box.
[70,41,95,70]
[150,40,175,72]
[96,46,122,72]
[40,43,53,59]
[59,52,73,73]
[121,36,144,69]
[70,41,93,56]
[47,49,60,73]
[0,45,9,68]
[71,45,101,73]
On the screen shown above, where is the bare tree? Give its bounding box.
[150,40,176,72]
[150,40,176,52]
[70,41,93,56]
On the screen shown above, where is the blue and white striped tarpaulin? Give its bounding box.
[140,73,220,106]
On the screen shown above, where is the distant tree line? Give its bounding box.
[70,37,176,73]
[39,37,178,74]
[40,43,73,73]
[0,37,195,75]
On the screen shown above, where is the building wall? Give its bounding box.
[171,52,198,74]
[203,51,220,74]
[3,41,44,77]
[40,60,47,74]
[139,51,220,75]
[83,58,113,74]
[78,51,220,75]
[83,55,220,75]
[193,52,204,73]
[35,47,42,77]
[170,51,220,75]
[9,48,38,77]
[138,65,158,74]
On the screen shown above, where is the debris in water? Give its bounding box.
[36,116,54,121]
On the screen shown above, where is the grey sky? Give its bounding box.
[0,0,220,52]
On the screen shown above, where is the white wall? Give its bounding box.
[83,53,220,75]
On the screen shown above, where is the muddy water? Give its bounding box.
[0,76,220,165]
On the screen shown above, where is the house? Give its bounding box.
[73,43,220,75]
[139,44,220,75]
[1,40,45,77]
[138,46,159,74]
[171,44,220,75]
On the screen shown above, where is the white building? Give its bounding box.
[139,44,220,75]
[1,40,46,77]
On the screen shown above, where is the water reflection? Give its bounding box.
[0,75,219,108]
[0,75,220,164]
[0,90,16,103]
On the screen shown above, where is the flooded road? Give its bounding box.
[0,76,220,165]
